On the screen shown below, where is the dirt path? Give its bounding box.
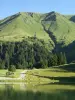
[19,70,28,79]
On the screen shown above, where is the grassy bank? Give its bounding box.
[0,69,24,78]
[0,63,75,83]
[25,64,75,84]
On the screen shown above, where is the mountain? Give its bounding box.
[0,11,75,62]
[0,11,75,45]
[0,12,51,42]
[42,12,75,45]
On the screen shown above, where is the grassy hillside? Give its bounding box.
[1,11,75,61]
[1,11,75,46]
[42,12,75,46]
[0,12,52,43]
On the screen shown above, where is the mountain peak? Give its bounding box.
[43,11,57,21]
[48,11,56,14]
[47,11,59,15]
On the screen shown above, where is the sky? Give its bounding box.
[0,0,75,19]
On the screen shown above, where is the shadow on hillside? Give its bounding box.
[70,16,75,22]
[44,69,67,72]
[57,63,75,72]
[51,76,75,85]
[53,40,75,63]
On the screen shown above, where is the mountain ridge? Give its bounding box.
[0,11,75,52]
[1,11,75,62]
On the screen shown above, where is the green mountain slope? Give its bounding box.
[0,12,52,43]
[1,11,75,61]
[42,11,75,46]
[0,11,75,46]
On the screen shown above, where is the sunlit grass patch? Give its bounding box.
[0,69,24,78]
[25,67,75,84]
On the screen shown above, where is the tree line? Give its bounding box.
[0,37,67,69]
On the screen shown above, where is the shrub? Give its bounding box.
[8,65,16,72]
[6,71,14,77]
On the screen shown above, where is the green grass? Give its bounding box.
[13,69,24,78]
[25,65,75,84]
[0,63,75,83]
[0,70,7,77]
[0,69,23,78]
[0,12,51,43]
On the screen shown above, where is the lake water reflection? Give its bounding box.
[0,83,75,100]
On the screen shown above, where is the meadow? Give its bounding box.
[26,64,75,85]
[0,69,24,78]
[0,64,75,100]
[0,63,75,84]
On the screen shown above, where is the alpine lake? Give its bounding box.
[0,82,75,100]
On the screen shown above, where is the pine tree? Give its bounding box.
[63,53,67,64]
[5,52,9,69]
[0,42,2,54]
[57,52,67,65]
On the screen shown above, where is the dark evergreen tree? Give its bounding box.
[0,38,67,69]
[8,65,16,72]
[5,52,9,69]
[57,52,67,65]
[63,52,67,64]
